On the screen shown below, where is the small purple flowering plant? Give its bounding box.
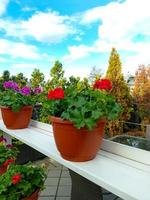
[0,81,42,112]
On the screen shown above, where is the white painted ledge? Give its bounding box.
[0,119,150,200]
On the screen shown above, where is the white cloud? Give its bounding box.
[63,45,93,62]
[0,11,75,43]
[21,7,36,12]
[63,0,150,74]
[64,65,92,79]
[0,57,8,62]
[81,0,150,46]
[0,39,40,59]
[74,36,82,42]
[11,63,36,69]
[123,43,150,74]
[0,0,9,16]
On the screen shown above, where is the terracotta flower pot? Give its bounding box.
[0,165,7,175]
[1,106,33,129]
[50,116,106,162]
[22,189,40,200]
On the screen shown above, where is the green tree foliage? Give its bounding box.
[133,65,150,123]
[49,60,66,88]
[2,70,10,81]
[11,73,28,87]
[0,70,11,91]
[106,48,132,136]
[44,60,66,92]
[39,61,66,123]
[30,68,45,88]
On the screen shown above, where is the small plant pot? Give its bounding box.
[50,116,106,162]
[1,106,33,129]
[0,165,7,175]
[22,189,40,200]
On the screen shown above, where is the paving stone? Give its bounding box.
[61,170,70,178]
[40,186,57,196]
[38,197,55,200]
[49,159,62,169]
[59,177,72,186]
[47,170,61,178]
[56,197,71,200]
[57,186,72,196]
[63,166,68,170]
[45,177,59,186]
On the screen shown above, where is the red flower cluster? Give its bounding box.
[12,173,21,185]
[93,79,112,90]
[3,158,14,167]
[48,87,64,99]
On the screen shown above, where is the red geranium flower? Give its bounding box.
[93,79,112,90]
[12,173,21,185]
[48,87,65,99]
[3,158,14,167]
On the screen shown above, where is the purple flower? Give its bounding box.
[12,82,19,91]
[33,87,42,94]
[6,144,13,148]
[3,81,13,88]
[20,86,31,95]
[0,137,7,143]
[3,81,19,91]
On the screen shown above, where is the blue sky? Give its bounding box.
[0,0,149,79]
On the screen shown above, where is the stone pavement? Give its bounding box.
[35,158,123,200]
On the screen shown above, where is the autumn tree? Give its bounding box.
[30,69,45,88]
[106,48,132,136]
[133,65,150,123]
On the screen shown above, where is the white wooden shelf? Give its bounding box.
[0,119,150,200]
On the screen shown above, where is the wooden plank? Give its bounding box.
[0,120,150,200]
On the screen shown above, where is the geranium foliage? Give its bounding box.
[46,77,122,131]
[0,163,47,200]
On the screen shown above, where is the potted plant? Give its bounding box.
[0,163,47,200]
[45,77,122,162]
[0,137,18,175]
[0,81,42,129]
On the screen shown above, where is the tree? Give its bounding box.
[106,48,132,136]
[133,65,150,122]
[88,66,102,84]
[0,70,11,91]
[50,60,66,87]
[39,61,66,123]
[12,73,28,87]
[44,60,66,92]
[2,70,10,82]
[30,69,45,88]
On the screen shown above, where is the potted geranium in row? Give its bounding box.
[46,78,122,162]
[0,163,47,200]
[0,137,18,175]
[0,81,42,129]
